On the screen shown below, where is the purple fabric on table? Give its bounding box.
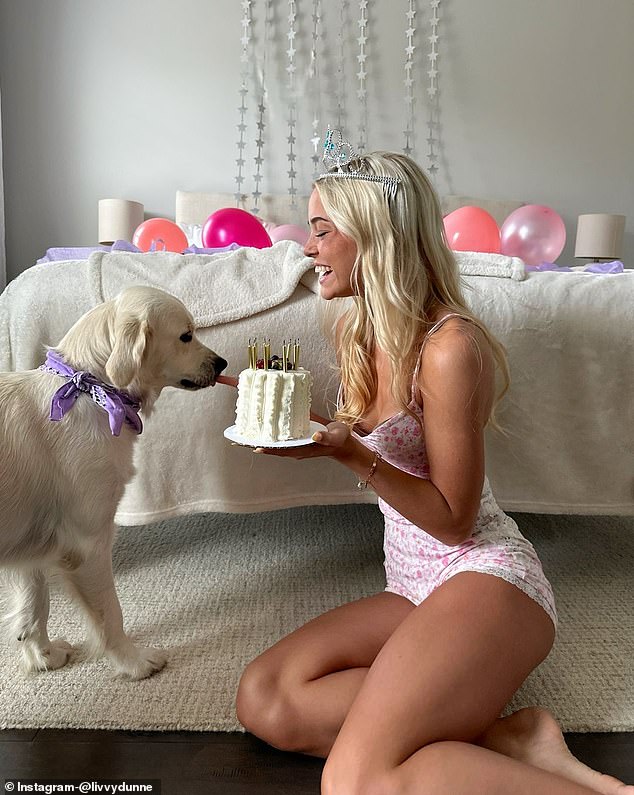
[526,260,625,274]
[36,246,110,264]
[525,262,573,272]
[38,350,142,437]
[110,240,139,252]
[584,260,624,274]
[37,240,241,263]
[111,240,240,255]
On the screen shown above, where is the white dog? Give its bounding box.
[0,285,227,679]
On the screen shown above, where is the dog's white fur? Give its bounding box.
[0,286,226,679]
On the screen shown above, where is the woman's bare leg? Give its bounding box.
[236,591,414,754]
[236,580,632,794]
[321,572,632,795]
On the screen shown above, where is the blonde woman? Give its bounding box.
[236,141,631,795]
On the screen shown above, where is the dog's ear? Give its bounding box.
[105,316,150,388]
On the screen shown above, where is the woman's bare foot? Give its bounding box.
[479,707,633,794]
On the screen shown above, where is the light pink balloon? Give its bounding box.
[269,224,310,246]
[443,206,501,253]
[500,205,566,265]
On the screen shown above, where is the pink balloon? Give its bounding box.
[500,205,566,265]
[269,224,310,246]
[443,206,501,253]
[133,218,188,253]
[202,208,272,249]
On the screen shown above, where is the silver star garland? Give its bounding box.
[234,0,443,203]
[356,0,369,153]
[251,0,273,214]
[426,0,441,181]
[335,0,349,131]
[234,0,253,205]
[309,0,323,179]
[403,0,416,157]
[286,0,298,207]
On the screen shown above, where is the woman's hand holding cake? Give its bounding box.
[253,420,352,459]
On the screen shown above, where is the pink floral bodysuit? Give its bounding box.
[353,314,558,628]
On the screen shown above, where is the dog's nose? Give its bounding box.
[213,356,228,376]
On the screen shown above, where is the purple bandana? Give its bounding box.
[39,350,143,437]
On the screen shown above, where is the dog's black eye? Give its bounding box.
[180,332,193,343]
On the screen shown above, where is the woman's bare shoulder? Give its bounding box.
[417,318,494,411]
[422,316,490,366]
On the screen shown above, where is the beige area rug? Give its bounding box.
[0,507,632,732]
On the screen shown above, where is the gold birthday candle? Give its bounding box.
[264,338,270,370]
[293,338,300,370]
[250,338,258,369]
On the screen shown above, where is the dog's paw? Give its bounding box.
[46,639,74,669]
[21,639,74,674]
[115,646,167,680]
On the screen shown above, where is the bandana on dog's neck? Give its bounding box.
[39,350,143,437]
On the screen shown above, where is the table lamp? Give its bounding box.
[98,199,144,245]
[574,213,625,264]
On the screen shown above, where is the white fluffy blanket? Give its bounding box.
[464,269,634,515]
[0,242,315,368]
[1,245,632,520]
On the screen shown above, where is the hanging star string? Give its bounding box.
[251,0,273,215]
[309,0,323,179]
[426,0,441,181]
[235,0,253,205]
[286,0,298,208]
[403,0,416,157]
[335,0,349,132]
[356,0,369,153]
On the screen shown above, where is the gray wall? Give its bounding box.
[1,0,633,282]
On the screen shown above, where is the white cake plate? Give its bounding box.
[224,421,327,449]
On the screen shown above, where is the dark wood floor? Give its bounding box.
[1,729,633,794]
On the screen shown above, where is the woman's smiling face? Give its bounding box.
[304,189,358,300]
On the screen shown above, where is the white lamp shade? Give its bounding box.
[98,199,144,244]
[574,213,625,260]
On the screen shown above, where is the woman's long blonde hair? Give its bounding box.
[315,151,510,429]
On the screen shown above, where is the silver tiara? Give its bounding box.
[319,126,401,200]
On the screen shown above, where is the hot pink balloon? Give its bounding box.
[202,208,272,249]
[500,205,566,265]
[133,218,188,253]
[443,206,501,253]
[269,224,310,246]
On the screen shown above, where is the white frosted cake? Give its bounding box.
[235,367,313,443]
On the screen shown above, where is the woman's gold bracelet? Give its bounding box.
[357,450,382,490]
